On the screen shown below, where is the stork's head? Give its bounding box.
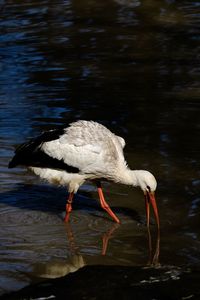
[134,170,160,229]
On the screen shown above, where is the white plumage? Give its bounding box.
[9,120,159,227]
[40,121,127,182]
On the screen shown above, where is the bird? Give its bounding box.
[8,120,160,228]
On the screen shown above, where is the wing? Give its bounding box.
[8,128,79,173]
[41,138,104,173]
[9,121,127,177]
[41,121,126,175]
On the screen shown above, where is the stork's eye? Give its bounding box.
[147,185,151,192]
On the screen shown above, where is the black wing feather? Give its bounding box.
[8,128,79,173]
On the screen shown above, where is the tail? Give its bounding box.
[8,140,38,169]
[8,127,72,170]
[8,157,18,168]
[8,144,29,168]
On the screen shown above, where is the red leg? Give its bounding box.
[64,192,74,222]
[97,183,120,224]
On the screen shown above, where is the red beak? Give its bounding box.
[145,191,160,229]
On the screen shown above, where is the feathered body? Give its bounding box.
[9,120,159,226]
[9,121,131,191]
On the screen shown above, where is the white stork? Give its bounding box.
[8,120,160,227]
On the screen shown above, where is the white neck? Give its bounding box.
[113,168,156,192]
[114,168,143,187]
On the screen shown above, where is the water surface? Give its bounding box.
[0,0,200,295]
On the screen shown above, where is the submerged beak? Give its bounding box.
[144,191,160,229]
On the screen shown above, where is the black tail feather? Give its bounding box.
[8,157,18,168]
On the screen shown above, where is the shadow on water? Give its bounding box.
[0,183,142,222]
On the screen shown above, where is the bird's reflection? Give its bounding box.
[32,222,120,280]
[33,221,160,280]
[65,222,80,256]
[65,221,120,256]
[147,227,160,266]
[65,221,160,265]
[33,254,85,279]
[32,224,86,279]
[101,223,120,255]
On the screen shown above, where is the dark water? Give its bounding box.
[0,0,200,295]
